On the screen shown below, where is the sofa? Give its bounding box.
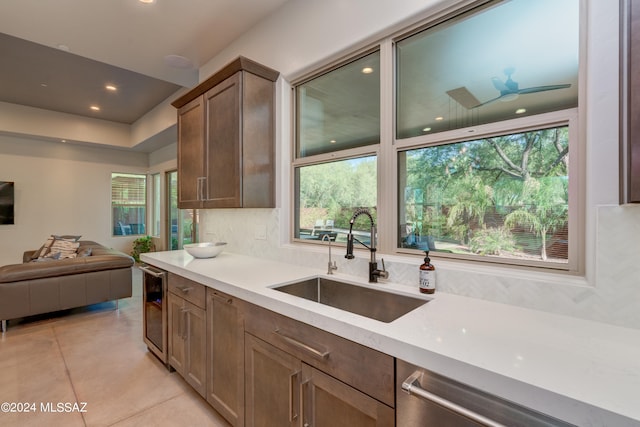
[0,240,134,332]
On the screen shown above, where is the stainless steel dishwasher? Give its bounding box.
[397,359,574,427]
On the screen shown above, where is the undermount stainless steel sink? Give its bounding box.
[272,277,429,323]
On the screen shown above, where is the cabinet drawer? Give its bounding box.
[245,303,394,407]
[168,273,206,309]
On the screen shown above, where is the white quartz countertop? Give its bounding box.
[141,250,640,426]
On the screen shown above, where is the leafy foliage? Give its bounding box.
[401,126,569,261]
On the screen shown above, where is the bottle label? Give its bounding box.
[419,270,435,290]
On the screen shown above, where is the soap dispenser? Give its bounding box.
[419,251,436,294]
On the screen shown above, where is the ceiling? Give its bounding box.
[0,0,289,126]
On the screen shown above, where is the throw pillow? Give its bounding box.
[32,235,82,260]
[76,247,92,257]
[32,236,56,259]
[49,238,80,259]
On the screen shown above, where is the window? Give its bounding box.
[394,0,579,269]
[292,0,581,272]
[396,0,578,139]
[111,173,146,236]
[294,51,380,244]
[295,156,377,243]
[398,124,571,267]
[296,51,380,157]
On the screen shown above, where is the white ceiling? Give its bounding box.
[0,0,289,125]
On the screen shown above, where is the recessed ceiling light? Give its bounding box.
[139,0,154,3]
[105,84,117,92]
[90,105,101,111]
[330,139,337,144]
[434,116,444,121]
[422,127,432,132]
[362,67,374,74]
[515,108,527,114]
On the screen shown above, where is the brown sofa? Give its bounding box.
[0,241,134,332]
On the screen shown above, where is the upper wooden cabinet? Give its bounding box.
[173,57,279,209]
[623,0,640,203]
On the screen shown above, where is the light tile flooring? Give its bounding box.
[0,267,231,427]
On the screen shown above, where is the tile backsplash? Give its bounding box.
[200,204,640,330]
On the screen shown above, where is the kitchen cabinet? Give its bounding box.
[172,56,279,209]
[244,302,394,427]
[245,333,301,427]
[176,96,205,208]
[206,288,244,427]
[167,274,207,397]
[624,0,640,202]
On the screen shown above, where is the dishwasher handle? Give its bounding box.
[402,371,506,427]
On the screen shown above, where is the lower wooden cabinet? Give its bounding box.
[245,333,301,427]
[167,285,207,397]
[207,288,244,427]
[244,333,393,427]
[167,273,394,427]
[302,364,394,427]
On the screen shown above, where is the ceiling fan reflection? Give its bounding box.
[447,67,571,109]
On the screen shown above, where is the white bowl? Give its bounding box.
[184,242,227,259]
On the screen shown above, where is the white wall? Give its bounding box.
[196,0,640,329]
[0,133,149,264]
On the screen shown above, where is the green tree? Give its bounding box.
[504,177,568,260]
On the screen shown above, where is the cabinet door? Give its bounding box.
[302,364,394,427]
[207,289,244,426]
[177,96,205,209]
[204,72,242,208]
[184,301,207,397]
[245,333,301,427]
[167,292,186,374]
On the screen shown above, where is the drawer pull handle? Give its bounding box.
[210,292,232,304]
[177,286,193,293]
[139,265,165,278]
[402,371,506,427]
[289,371,300,422]
[274,329,330,360]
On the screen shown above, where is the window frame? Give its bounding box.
[291,47,383,247]
[111,172,148,237]
[289,0,584,275]
[392,109,581,273]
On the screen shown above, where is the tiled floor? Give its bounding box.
[0,267,231,427]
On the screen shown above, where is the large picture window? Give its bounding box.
[112,173,146,236]
[398,125,570,266]
[292,0,581,272]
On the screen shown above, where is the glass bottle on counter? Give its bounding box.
[419,251,435,294]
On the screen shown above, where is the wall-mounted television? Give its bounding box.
[0,181,15,225]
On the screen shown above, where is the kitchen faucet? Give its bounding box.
[344,208,389,282]
[322,233,338,275]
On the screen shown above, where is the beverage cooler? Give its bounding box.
[140,265,168,366]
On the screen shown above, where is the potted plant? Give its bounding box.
[131,235,155,263]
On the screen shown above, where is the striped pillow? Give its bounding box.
[48,238,81,259]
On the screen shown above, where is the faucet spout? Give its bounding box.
[322,234,338,275]
[344,208,388,282]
